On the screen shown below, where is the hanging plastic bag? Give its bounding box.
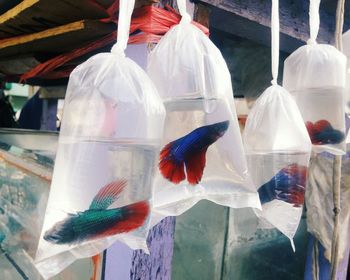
[344,30,350,112]
[35,1,165,278]
[147,0,261,224]
[343,30,350,143]
[283,0,347,155]
[243,0,312,248]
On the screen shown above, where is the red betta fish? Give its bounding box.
[258,164,307,207]
[306,120,344,145]
[159,120,229,185]
[44,180,149,245]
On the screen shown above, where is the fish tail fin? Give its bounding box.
[277,185,306,207]
[159,142,186,184]
[316,129,345,144]
[116,201,150,232]
[89,179,127,210]
[184,148,207,185]
[314,120,332,133]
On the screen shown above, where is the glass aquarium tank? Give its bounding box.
[0,138,103,280]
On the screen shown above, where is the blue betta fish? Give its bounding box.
[258,164,307,207]
[159,120,229,185]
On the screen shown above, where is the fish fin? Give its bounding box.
[275,164,307,192]
[315,129,345,144]
[89,179,127,210]
[305,121,316,142]
[101,201,150,236]
[184,148,207,185]
[277,185,305,207]
[314,119,332,133]
[159,141,186,184]
[285,164,307,182]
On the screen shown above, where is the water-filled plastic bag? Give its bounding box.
[283,43,347,154]
[244,85,312,247]
[35,48,165,279]
[148,18,260,224]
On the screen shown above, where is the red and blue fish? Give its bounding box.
[159,121,229,185]
[44,180,149,245]
[258,164,307,207]
[306,120,344,145]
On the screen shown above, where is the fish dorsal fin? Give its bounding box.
[89,179,127,210]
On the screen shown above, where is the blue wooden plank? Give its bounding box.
[130,217,176,280]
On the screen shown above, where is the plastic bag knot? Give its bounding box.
[180,13,191,24]
[307,38,317,45]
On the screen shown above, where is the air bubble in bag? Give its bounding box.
[147,18,261,224]
[283,43,347,155]
[35,49,165,279]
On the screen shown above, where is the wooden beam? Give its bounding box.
[0,0,159,39]
[198,0,350,53]
[0,0,21,14]
[0,20,115,58]
[321,0,350,22]
[209,6,301,53]
[0,0,114,39]
[0,54,41,75]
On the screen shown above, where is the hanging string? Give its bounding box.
[271,0,279,85]
[308,0,320,44]
[330,0,345,279]
[330,155,342,280]
[110,0,135,55]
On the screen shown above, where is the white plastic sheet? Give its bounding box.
[306,151,350,263]
[148,1,260,224]
[283,0,347,155]
[35,1,165,278]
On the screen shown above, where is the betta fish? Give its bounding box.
[159,120,229,185]
[306,120,344,145]
[44,179,149,245]
[258,164,307,207]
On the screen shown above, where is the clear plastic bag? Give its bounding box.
[283,0,347,155]
[243,0,312,248]
[35,1,165,278]
[244,85,311,247]
[283,44,347,155]
[147,7,260,224]
[343,30,350,143]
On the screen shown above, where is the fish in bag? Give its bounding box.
[35,1,165,278]
[147,0,261,224]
